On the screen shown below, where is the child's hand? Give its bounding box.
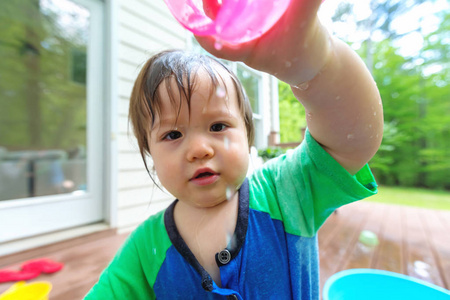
[196,0,329,86]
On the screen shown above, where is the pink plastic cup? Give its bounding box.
[163,0,292,45]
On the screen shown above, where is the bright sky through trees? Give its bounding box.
[318,0,449,57]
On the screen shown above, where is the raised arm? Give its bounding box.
[196,0,383,174]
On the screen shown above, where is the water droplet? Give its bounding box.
[226,186,234,200]
[368,124,372,129]
[373,111,377,116]
[285,61,292,68]
[414,261,431,278]
[224,136,229,150]
[216,25,223,33]
[226,232,232,246]
[335,96,341,100]
[216,86,226,98]
[347,133,355,140]
[307,112,313,120]
[294,82,309,91]
[214,39,223,50]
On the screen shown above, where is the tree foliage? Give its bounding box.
[278,81,306,143]
[365,35,450,189]
[277,1,450,189]
[361,5,450,189]
[0,0,88,151]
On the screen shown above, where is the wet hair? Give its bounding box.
[129,49,255,177]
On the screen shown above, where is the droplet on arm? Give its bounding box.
[214,39,223,50]
[293,82,309,91]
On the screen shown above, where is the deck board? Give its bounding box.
[340,201,385,271]
[403,207,443,286]
[1,201,449,299]
[319,202,368,288]
[373,204,404,273]
[421,208,450,289]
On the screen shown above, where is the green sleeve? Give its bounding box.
[84,209,172,299]
[249,129,377,237]
[83,229,156,300]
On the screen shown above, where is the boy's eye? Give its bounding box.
[163,131,182,140]
[210,123,227,132]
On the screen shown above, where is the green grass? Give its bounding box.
[364,185,450,211]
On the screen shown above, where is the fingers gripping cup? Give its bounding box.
[163,0,292,45]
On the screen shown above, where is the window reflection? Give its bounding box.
[0,0,90,201]
[236,66,260,114]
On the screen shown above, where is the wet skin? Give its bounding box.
[148,68,250,286]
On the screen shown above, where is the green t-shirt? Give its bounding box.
[85,129,377,299]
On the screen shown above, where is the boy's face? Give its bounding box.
[148,69,250,208]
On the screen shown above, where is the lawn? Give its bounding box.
[364,185,450,211]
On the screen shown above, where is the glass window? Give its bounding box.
[0,0,90,200]
[236,65,260,115]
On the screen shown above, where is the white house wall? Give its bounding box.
[116,0,185,233]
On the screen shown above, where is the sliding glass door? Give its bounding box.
[0,0,105,243]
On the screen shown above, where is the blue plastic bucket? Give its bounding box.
[323,269,450,300]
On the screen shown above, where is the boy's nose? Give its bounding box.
[186,136,214,161]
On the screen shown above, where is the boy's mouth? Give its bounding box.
[195,172,214,178]
[191,168,218,180]
[190,168,220,185]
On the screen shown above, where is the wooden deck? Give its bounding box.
[318,201,450,294]
[1,201,449,299]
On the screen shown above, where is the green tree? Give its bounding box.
[0,0,88,151]
[278,81,306,143]
[366,16,450,189]
[331,1,449,190]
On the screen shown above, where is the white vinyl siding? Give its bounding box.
[115,0,185,232]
